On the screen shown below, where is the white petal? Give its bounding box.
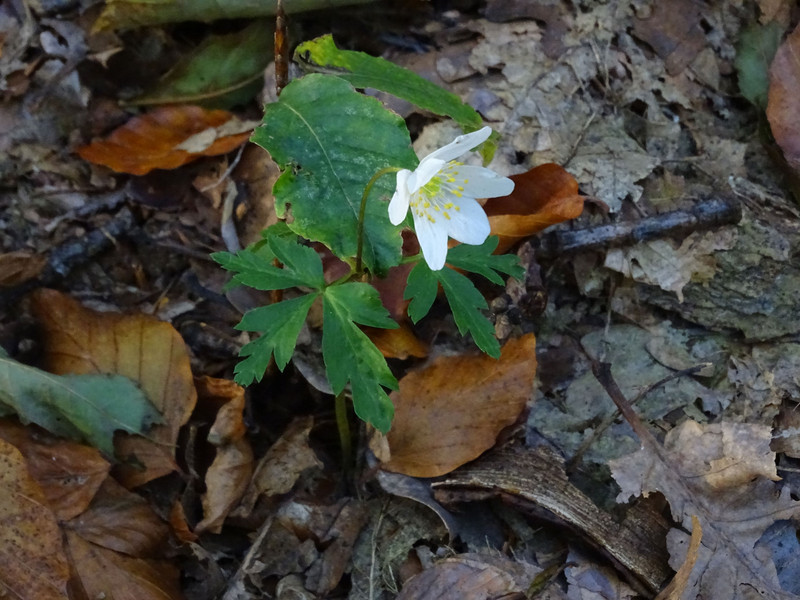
[456,166,515,198]
[423,126,493,164]
[388,169,412,225]
[445,197,491,245]
[414,213,449,270]
[408,157,445,193]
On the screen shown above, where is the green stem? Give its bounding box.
[355,167,403,275]
[335,390,352,476]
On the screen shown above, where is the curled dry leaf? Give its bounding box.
[483,163,584,254]
[376,333,536,478]
[194,376,254,535]
[767,22,800,173]
[365,324,428,360]
[76,105,256,175]
[0,419,110,521]
[31,288,196,488]
[0,438,70,600]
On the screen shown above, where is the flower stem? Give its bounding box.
[356,167,402,275]
[334,390,352,477]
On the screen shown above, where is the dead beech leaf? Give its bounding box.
[0,419,110,521]
[194,376,254,535]
[483,164,584,254]
[0,437,70,600]
[610,419,800,599]
[397,553,542,600]
[65,477,169,557]
[365,324,428,360]
[30,288,196,488]
[235,416,322,518]
[76,105,256,175]
[767,22,800,173]
[65,531,183,600]
[378,334,536,477]
[0,250,47,287]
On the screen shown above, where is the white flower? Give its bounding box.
[389,126,514,270]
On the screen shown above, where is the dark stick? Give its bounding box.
[536,195,741,258]
[274,0,288,96]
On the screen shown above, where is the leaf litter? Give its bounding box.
[4,0,800,598]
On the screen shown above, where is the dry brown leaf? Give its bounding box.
[484,164,584,254]
[631,0,706,76]
[365,324,428,360]
[65,531,183,600]
[397,553,541,600]
[0,419,110,521]
[377,334,536,477]
[30,288,196,488]
[76,105,256,175]
[0,250,47,287]
[235,416,322,518]
[0,437,70,600]
[767,22,800,173]
[65,477,168,557]
[194,376,254,535]
[610,419,800,599]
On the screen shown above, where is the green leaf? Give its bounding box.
[404,260,502,358]
[0,352,161,457]
[446,236,524,284]
[404,261,439,323]
[235,293,319,383]
[735,22,783,110]
[437,267,501,358]
[295,34,484,135]
[129,22,273,109]
[322,282,398,432]
[252,74,418,275]
[212,231,325,291]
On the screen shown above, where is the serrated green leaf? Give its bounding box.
[322,283,398,432]
[0,355,161,457]
[129,22,273,109]
[295,34,484,135]
[212,233,325,291]
[735,22,783,110]
[446,236,524,284]
[404,261,439,323]
[437,267,501,358]
[236,293,319,382]
[252,74,418,275]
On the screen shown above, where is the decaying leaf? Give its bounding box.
[483,163,584,254]
[767,21,800,173]
[365,324,428,360]
[0,419,110,521]
[235,416,322,518]
[76,105,257,175]
[610,420,800,599]
[31,288,196,488]
[0,437,70,600]
[397,553,542,600]
[194,376,254,535]
[376,334,536,477]
[0,250,47,287]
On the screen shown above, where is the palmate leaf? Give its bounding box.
[0,350,160,457]
[322,282,398,432]
[404,238,520,358]
[252,74,418,275]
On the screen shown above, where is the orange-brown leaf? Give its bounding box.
[484,163,584,254]
[0,438,70,600]
[30,289,196,488]
[0,419,110,521]
[767,22,800,172]
[0,251,47,287]
[377,334,537,477]
[76,105,254,175]
[365,324,428,360]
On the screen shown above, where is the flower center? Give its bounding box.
[410,162,467,223]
